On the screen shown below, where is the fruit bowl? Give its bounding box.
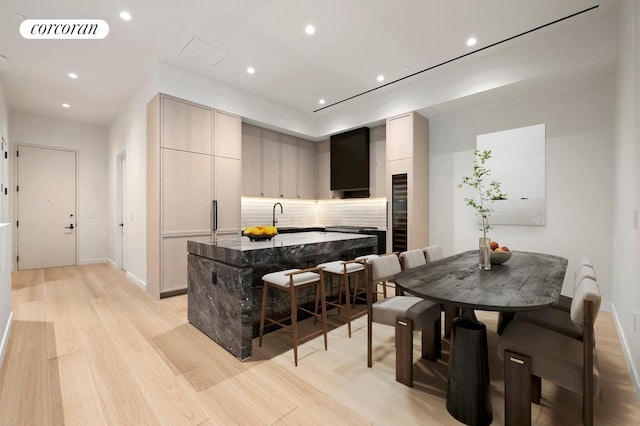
[490,250,512,264]
[243,225,278,241]
[246,234,277,242]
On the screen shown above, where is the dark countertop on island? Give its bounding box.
[187,231,376,268]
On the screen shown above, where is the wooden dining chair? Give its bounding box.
[366,254,441,387]
[497,276,601,425]
[515,262,597,340]
[399,249,426,270]
[555,259,596,313]
[423,245,458,338]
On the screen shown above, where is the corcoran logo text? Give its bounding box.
[20,19,109,39]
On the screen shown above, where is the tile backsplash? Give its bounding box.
[241,197,387,229]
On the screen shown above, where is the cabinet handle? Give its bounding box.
[212,200,218,231]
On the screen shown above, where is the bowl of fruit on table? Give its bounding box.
[489,241,512,264]
[243,226,278,241]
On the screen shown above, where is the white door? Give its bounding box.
[116,151,127,271]
[17,145,77,270]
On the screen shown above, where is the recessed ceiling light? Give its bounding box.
[62,103,70,109]
[120,11,132,21]
[318,99,325,105]
[466,37,477,46]
[377,75,384,82]
[247,66,255,74]
[68,72,78,79]
[305,25,315,35]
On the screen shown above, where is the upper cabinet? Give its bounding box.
[241,124,262,197]
[260,130,281,197]
[387,113,413,161]
[242,124,317,199]
[161,96,212,155]
[298,139,316,199]
[316,140,333,199]
[279,135,299,198]
[214,110,242,160]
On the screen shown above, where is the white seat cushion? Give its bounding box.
[423,246,444,263]
[573,265,596,292]
[399,249,426,270]
[570,277,601,327]
[318,260,364,274]
[372,296,440,329]
[369,255,402,282]
[262,269,320,287]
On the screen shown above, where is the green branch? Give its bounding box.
[457,149,508,238]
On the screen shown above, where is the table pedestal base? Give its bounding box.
[446,309,492,426]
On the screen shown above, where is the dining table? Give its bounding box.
[394,249,568,426]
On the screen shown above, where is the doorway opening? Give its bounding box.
[115,150,128,271]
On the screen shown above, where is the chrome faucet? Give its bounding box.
[272,202,283,227]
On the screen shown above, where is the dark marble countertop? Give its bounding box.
[188,231,377,267]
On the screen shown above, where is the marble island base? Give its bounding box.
[187,232,377,359]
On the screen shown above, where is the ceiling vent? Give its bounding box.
[181,37,228,68]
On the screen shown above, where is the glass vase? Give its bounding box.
[479,237,491,270]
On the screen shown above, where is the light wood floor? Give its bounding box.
[1,264,638,425]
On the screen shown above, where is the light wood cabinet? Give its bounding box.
[298,139,316,199]
[241,125,318,199]
[214,156,241,234]
[148,93,242,298]
[241,124,262,197]
[386,112,429,251]
[315,140,332,199]
[387,113,413,161]
[280,135,298,198]
[161,96,212,155]
[215,110,241,159]
[161,148,212,233]
[261,130,281,198]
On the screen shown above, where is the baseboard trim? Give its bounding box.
[105,258,117,268]
[0,311,13,369]
[612,305,640,402]
[78,257,108,265]
[126,272,147,292]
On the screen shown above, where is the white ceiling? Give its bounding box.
[0,1,618,133]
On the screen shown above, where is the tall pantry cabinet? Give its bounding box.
[386,112,429,252]
[147,94,242,298]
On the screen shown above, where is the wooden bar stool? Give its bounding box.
[317,259,367,337]
[258,267,328,366]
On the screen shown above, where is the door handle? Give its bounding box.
[65,224,75,230]
[118,223,124,227]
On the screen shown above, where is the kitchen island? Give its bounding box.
[187,231,377,359]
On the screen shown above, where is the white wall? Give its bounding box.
[612,0,640,399]
[106,70,158,287]
[10,113,108,265]
[429,82,614,306]
[0,223,11,369]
